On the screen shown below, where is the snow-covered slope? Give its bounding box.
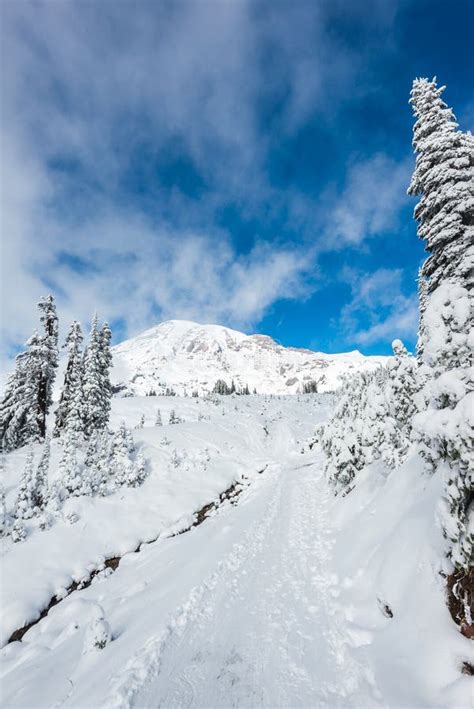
[112,320,387,395]
[1,395,471,708]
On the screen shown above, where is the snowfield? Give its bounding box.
[1,394,472,708]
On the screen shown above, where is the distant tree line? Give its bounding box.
[212,379,254,395]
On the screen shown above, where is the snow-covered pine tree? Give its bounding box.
[89,429,113,496]
[155,409,162,426]
[11,519,27,543]
[82,315,105,438]
[322,373,366,494]
[35,434,51,510]
[110,421,133,487]
[99,322,113,429]
[15,448,41,519]
[408,78,474,624]
[386,340,419,460]
[136,414,145,429]
[1,296,59,451]
[54,321,84,436]
[60,429,90,497]
[36,295,59,438]
[408,77,474,294]
[0,349,32,451]
[129,453,147,487]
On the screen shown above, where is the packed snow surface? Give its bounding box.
[112,319,388,395]
[1,395,472,708]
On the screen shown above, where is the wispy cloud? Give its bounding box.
[327,154,412,248]
[340,268,418,349]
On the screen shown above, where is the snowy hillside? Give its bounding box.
[112,320,387,396]
[1,394,471,708]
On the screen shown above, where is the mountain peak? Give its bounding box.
[112,319,387,396]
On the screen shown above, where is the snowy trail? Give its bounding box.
[116,454,382,709]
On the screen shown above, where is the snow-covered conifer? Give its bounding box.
[408,78,474,296]
[11,519,27,543]
[15,448,40,519]
[110,422,133,487]
[54,321,84,436]
[99,322,113,428]
[60,430,90,497]
[1,296,58,451]
[155,409,162,426]
[0,351,32,451]
[82,315,106,437]
[136,414,145,429]
[36,295,59,438]
[386,340,419,459]
[409,78,474,575]
[35,434,51,510]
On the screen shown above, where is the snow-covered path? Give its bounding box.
[119,455,381,709]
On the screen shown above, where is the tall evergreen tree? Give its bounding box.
[408,77,474,294]
[82,316,113,437]
[36,295,59,438]
[1,296,59,450]
[409,78,473,579]
[54,321,84,436]
[82,315,104,438]
[99,322,113,428]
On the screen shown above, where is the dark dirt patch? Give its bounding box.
[461,661,474,675]
[172,477,248,536]
[446,567,474,639]
[7,554,135,643]
[377,598,394,618]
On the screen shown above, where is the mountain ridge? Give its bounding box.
[111,319,387,396]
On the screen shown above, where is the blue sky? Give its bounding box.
[1,0,473,362]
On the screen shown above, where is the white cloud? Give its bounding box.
[328,154,411,247]
[340,268,418,348]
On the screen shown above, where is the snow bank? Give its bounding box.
[330,453,474,707]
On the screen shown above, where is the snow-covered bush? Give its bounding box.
[60,430,91,497]
[14,448,42,519]
[11,519,27,543]
[323,341,421,495]
[83,608,112,653]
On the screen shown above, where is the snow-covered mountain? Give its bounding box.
[112,319,387,396]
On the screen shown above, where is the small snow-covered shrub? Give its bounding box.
[83,616,112,652]
[11,519,27,543]
[14,448,42,519]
